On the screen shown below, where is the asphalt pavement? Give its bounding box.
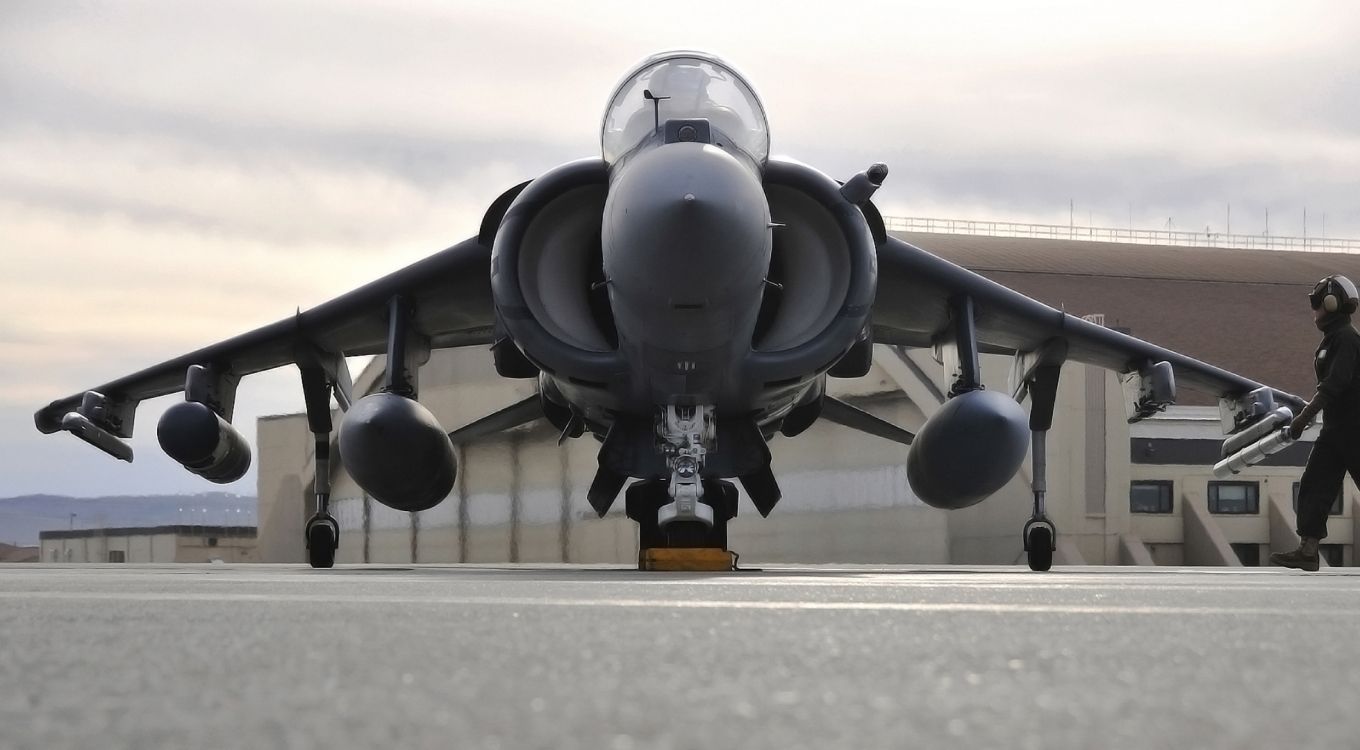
[3,563,1359,749]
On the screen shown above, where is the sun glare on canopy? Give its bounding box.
[601,51,769,166]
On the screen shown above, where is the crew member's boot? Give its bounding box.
[1270,537,1321,572]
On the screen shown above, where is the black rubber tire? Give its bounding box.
[665,521,717,548]
[1027,526,1054,572]
[307,524,337,569]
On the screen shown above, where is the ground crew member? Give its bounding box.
[1271,275,1360,571]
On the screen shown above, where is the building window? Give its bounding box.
[1130,481,1174,514]
[1230,543,1260,566]
[1293,482,1344,516]
[1208,482,1259,514]
[1321,544,1344,567]
[107,550,126,563]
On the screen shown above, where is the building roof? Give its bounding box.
[40,526,257,541]
[897,232,1360,405]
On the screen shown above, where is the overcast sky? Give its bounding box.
[2,0,1358,497]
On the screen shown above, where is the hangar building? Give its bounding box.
[255,229,1360,567]
[39,526,258,563]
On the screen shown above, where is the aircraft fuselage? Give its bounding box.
[602,141,773,411]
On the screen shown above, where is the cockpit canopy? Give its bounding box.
[601,51,769,166]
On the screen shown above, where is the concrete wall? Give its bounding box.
[40,534,168,563]
[1130,454,1348,566]
[941,355,1131,565]
[258,348,959,565]
[303,401,947,566]
[176,535,258,563]
[255,344,1348,568]
[256,413,311,564]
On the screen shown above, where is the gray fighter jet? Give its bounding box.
[34,51,1303,570]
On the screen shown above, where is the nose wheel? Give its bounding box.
[306,513,338,569]
[627,478,737,568]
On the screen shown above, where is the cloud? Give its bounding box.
[0,127,535,246]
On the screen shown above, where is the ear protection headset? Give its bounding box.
[1310,275,1360,314]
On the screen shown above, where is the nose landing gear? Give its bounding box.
[623,405,738,570]
[655,405,716,529]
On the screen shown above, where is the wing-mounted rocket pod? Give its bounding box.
[1212,406,1296,480]
[61,391,134,463]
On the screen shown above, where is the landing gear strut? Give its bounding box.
[303,425,339,569]
[1018,351,1064,572]
[656,405,716,528]
[299,362,341,569]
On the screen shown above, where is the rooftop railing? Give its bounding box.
[883,216,1360,254]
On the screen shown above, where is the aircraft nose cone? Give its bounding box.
[602,143,771,303]
[601,142,772,355]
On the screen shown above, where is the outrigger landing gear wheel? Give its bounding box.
[306,513,339,569]
[1023,518,1055,572]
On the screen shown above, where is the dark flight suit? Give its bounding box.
[1296,317,1360,540]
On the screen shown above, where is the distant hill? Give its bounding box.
[0,493,256,546]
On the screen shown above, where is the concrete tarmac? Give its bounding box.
[3,564,1360,749]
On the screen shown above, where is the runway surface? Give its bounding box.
[3,564,1360,749]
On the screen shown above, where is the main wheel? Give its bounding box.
[1026,526,1053,572]
[307,521,337,569]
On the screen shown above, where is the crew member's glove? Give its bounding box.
[1288,414,1309,440]
[1289,397,1325,440]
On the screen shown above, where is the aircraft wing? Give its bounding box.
[34,236,495,438]
[871,236,1306,413]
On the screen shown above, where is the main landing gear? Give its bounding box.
[299,357,344,569]
[302,408,339,569]
[1023,431,1057,574]
[1020,355,1063,572]
[306,511,339,569]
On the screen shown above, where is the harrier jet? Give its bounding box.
[35,51,1303,570]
